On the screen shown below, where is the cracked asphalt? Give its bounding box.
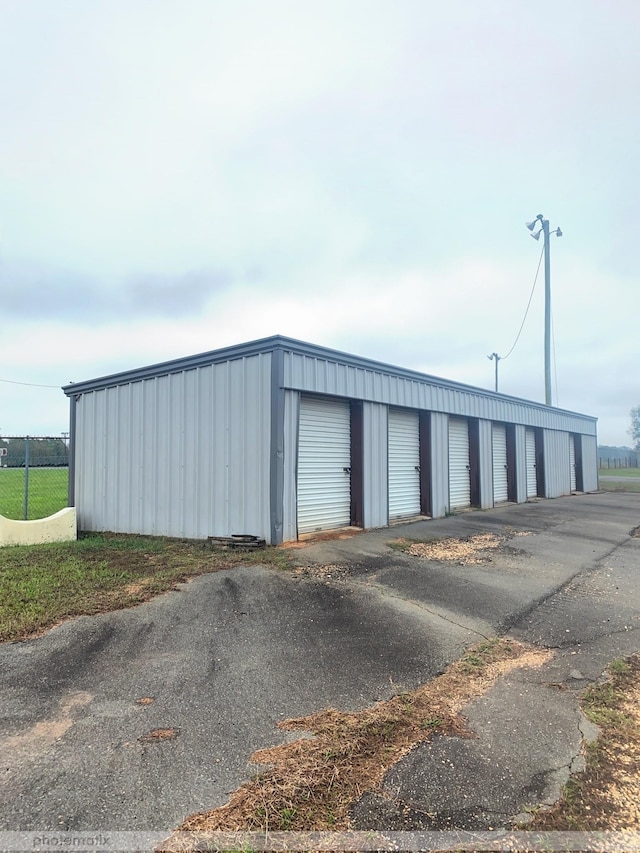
[1,491,639,832]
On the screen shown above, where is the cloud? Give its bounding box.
[0,261,234,320]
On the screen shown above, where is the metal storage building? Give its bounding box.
[62,335,599,544]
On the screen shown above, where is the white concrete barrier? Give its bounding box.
[0,507,77,547]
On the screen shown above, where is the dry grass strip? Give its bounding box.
[175,638,551,836]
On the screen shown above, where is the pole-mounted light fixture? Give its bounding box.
[525,213,562,406]
[487,352,501,392]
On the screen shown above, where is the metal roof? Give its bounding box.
[62,334,597,423]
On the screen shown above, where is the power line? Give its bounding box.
[500,244,544,361]
[0,377,61,388]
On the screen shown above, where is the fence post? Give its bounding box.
[23,435,30,520]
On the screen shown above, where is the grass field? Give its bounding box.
[598,467,640,493]
[0,467,69,520]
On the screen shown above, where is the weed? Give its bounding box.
[419,717,443,730]
[277,808,297,830]
[609,658,630,675]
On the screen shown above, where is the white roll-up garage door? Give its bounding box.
[492,424,508,504]
[525,428,537,498]
[388,409,420,520]
[569,434,577,492]
[449,417,471,509]
[297,396,351,534]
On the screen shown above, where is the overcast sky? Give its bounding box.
[1,0,638,445]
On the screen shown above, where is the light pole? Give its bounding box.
[526,214,562,406]
[487,352,500,392]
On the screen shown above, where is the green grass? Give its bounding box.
[0,467,69,520]
[598,467,640,478]
[0,533,291,642]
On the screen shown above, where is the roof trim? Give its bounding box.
[62,334,597,423]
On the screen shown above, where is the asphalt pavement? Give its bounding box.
[1,492,640,833]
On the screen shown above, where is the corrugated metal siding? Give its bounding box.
[492,424,508,504]
[283,352,597,435]
[363,402,388,529]
[514,425,528,503]
[581,434,599,492]
[430,412,449,518]
[74,354,272,539]
[478,419,493,509]
[543,429,571,498]
[282,390,300,543]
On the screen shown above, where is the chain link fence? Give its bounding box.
[0,436,70,520]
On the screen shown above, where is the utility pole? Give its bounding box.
[541,217,552,406]
[488,352,500,392]
[526,214,562,406]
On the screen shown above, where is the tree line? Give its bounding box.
[0,438,69,468]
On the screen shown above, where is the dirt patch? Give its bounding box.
[392,533,505,564]
[0,691,92,764]
[138,727,180,743]
[173,639,551,835]
[124,579,155,596]
[282,529,363,549]
[292,563,348,580]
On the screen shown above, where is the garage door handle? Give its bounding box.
[414,466,420,472]
[343,467,351,474]
[466,465,471,471]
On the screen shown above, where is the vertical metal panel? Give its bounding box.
[73,353,272,540]
[270,348,286,544]
[282,390,300,543]
[581,434,599,492]
[388,409,420,519]
[514,424,527,503]
[525,428,537,498]
[543,430,571,498]
[492,423,509,504]
[478,419,493,509]
[297,396,351,533]
[362,401,388,529]
[430,412,449,518]
[449,417,471,509]
[569,435,577,492]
